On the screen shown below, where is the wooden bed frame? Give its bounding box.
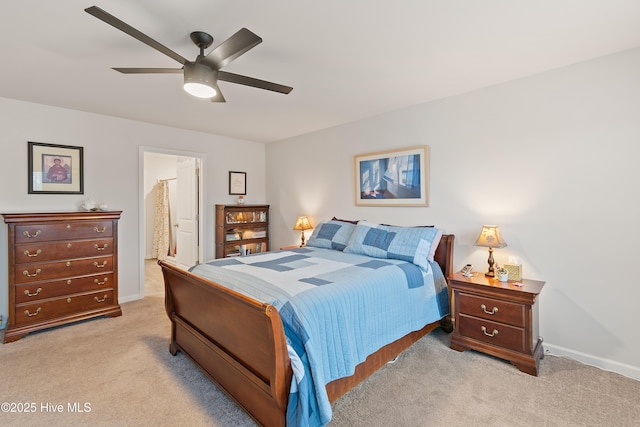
[160,234,454,426]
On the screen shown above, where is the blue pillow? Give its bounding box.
[306,220,357,251]
[343,221,441,270]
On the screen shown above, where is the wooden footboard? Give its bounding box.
[160,233,454,426]
[161,261,292,427]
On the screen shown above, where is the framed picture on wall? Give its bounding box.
[229,171,246,195]
[28,141,84,194]
[354,146,429,206]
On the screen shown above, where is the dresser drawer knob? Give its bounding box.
[480,304,498,315]
[93,226,107,233]
[24,307,42,317]
[66,261,71,267]
[94,243,109,251]
[24,249,42,257]
[66,224,72,229]
[23,230,41,238]
[67,298,72,303]
[94,295,108,303]
[67,280,72,285]
[481,326,499,337]
[23,268,42,277]
[94,261,108,268]
[94,278,108,285]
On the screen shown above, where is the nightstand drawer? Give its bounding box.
[458,314,526,353]
[458,292,525,327]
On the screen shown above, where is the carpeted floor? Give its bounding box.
[1,274,638,426]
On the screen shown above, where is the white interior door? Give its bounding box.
[175,157,199,267]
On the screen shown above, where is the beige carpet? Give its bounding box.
[1,288,639,426]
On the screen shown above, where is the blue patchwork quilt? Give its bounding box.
[189,247,449,427]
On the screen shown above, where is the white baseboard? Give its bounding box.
[545,342,640,381]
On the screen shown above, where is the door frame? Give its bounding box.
[138,146,204,298]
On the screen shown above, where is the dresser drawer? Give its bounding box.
[15,273,115,304]
[14,290,116,326]
[458,292,525,327]
[15,221,113,244]
[15,256,114,284]
[458,314,526,353]
[15,238,114,263]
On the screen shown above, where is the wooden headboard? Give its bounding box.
[434,234,455,278]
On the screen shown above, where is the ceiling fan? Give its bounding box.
[85,6,293,102]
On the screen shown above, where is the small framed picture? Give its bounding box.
[28,141,84,194]
[229,171,246,195]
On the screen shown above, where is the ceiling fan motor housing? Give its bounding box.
[184,62,218,98]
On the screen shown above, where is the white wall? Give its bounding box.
[0,98,266,323]
[266,47,640,379]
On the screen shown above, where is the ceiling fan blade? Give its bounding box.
[113,68,183,74]
[218,71,293,94]
[85,6,188,65]
[210,84,226,103]
[201,28,262,69]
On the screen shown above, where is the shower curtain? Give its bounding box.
[151,180,172,260]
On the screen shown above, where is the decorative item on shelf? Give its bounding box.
[293,216,313,247]
[81,198,97,211]
[461,264,473,277]
[497,267,509,282]
[237,195,245,205]
[474,225,507,277]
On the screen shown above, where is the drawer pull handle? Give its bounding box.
[24,249,42,257]
[94,261,108,268]
[481,326,499,337]
[67,298,72,303]
[66,224,71,229]
[66,280,72,285]
[94,243,109,251]
[480,304,498,315]
[93,226,107,233]
[94,278,108,285]
[94,295,108,303]
[23,230,41,238]
[66,261,71,267]
[24,307,42,317]
[24,287,43,297]
[67,243,72,248]
[23,268,42,277]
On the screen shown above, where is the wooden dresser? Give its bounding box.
[2,211,123,343]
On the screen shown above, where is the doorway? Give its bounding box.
[139,147,204,297]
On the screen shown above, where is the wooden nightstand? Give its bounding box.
[448,272,545,376]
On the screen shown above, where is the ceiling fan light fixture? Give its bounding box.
[183,62,217,98]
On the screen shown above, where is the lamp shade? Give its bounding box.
[293,216,313,231]
[474,225,507,248]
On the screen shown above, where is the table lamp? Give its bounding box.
[474,225,507,277]
[293,216,313,247]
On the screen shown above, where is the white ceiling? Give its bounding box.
[2,1,640,143]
